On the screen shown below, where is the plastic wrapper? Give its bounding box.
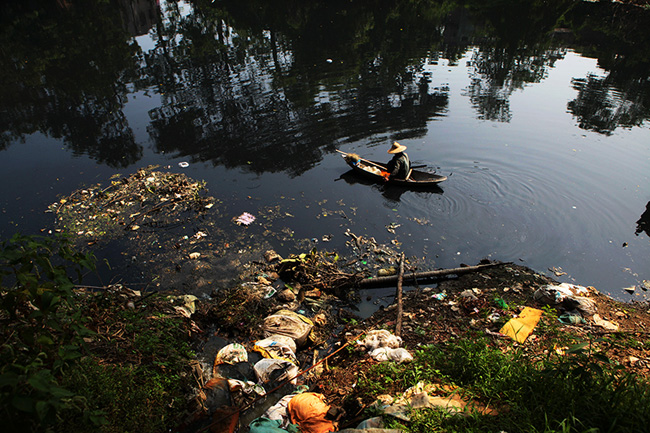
[254,358,300,385]
[263,310,314,346]
[254,335,299,365]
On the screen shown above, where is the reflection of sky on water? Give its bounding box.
[135,34,156,52]
[0,0,649,303]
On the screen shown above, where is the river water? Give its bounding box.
[1,0,649,302]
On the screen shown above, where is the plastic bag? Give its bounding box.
[499,307,543,343]
[215,343,248,366]
[369,347,413,363]
[534,283,590,304]
[249,417,300,433]
[227,379,265,407]
[558,311,585,325]
[563,296,597,316]
[254,358,300,385]
[359,330,402,351]
[263,310,314,346]
[264,393,297,427]
[288,392,336,433]
[253,335,299,365]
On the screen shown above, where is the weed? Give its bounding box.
[1,234,197,433]
[356,337,650,432]
[0,234,96,432]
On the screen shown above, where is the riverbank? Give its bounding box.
[2,231,650,432]
[3,166,649,432]
[186,249,650,433]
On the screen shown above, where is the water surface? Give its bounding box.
[1,0,649,302]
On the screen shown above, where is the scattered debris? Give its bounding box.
[385,223,401,234]
[592,314,619,332]
[624,286,636,294]
[235,212,256,226]
[374,381,498,421]
[548,266,567,277]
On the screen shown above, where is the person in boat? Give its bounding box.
[384,141,410,181]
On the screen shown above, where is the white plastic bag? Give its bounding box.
[254,358,300,385]
[263,393,297,427]
[534,283,590,304]
[369,347,413,363]
[253,335,298,365]
[263,310,314,346]
[359,330,402,351]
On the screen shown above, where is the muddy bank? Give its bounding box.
[183,250,650,432]
[41,166,650,432]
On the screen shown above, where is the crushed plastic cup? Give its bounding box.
[235,212,256,225]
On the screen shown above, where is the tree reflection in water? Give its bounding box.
[465,47,566,122]
[0,0,649,171]
[636,202,650,238]
[568,74,649,136]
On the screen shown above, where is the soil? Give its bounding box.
[189,255,650,431]
[310,263,650,423]
[48,166,650,430]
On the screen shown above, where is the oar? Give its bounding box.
[336,150,430,170]
[335,150,387,170]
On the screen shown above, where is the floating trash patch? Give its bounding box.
[47,165,215,241]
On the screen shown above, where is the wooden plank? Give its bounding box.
[358,262,510,288]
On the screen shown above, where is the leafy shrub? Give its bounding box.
[0,233,97,432]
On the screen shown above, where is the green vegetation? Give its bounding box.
[0,234,197,433]
[357,337,650,432]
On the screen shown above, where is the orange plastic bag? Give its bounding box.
[287,392,335,433]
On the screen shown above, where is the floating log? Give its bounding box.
[358,261,510,288]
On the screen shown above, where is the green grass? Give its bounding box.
[357,337,650,433]
[54,297,196,433]
[1,234,197,433]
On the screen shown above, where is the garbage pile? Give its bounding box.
[47,165,214,241]
[192,318,416,432]
[193,306,353,433]
[205,251,354,344]
[190,256,650,432]
[533,283,619,331]
[358,330,413,363]
[271,249,364,300]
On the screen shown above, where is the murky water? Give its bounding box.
[1,0,649,302]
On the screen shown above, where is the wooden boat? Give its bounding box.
[337,150,447,186]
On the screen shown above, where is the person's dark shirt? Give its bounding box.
[386,152,410,179]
